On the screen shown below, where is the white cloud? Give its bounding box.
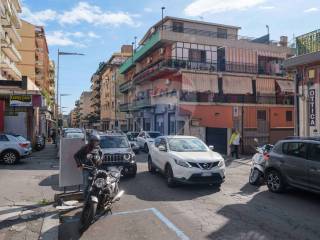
[144,7,153,12]
[259,6,275,10]
[184,0,266,16]
[59,2,137,27]
[88,32,100,38]
[21,6,57,25]
[304,7,319,13]
[46,31,86,48]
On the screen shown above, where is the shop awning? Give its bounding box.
[257,51,287,59]
[223,75,253,94]
[256,78,275,95]
[182,72,219,93]
[276,80,294,93]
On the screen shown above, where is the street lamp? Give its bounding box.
[56,49,84,119]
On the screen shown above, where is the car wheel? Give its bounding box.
[2,151,19,165]
[165,165,176,188]
[249,168,261,185]
[266,170,285,193]
[127,165,137,178]
[144,143,149,153]
[148,155,155,173]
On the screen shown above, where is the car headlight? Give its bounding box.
[218,160,225,167]
[174,159,191,168]
[123,154,131,161]
[94,178,105,188]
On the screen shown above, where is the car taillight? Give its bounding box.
[19,143,29,148]
[263,153,270,160]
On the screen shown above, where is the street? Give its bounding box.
[59,152,320,240]
[1,147,320,240]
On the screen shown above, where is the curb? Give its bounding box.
[39,210,59,240]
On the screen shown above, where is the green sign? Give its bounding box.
[296,29,320,55]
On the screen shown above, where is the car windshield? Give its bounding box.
[65,132,85,139]
[168,138,208,152]
[147,132,161,138]
[100,136,130,148]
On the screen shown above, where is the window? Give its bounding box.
[159,138,167,149]
[154,137,161,147]
[309,144,320,161]
[217,28,228,39]
[189,49,206,63]
[286,111,293,122]
[172,22,184,33]
[257,110,266,121]
[282,142,308,158]
[0,135,9,141]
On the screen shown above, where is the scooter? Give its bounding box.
[34,135,45,151]
[249,139,273,185]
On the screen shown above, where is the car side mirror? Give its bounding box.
[209,145,214,150]
[158,145,166,152]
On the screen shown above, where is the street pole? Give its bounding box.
[56,49,60,123]
[114,70,117,129]
[161,7,165,30]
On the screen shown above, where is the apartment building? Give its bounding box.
[99,45,132,131]
[119,17,295,154]
[1,0,22,80]
[90,73,101,127]
[284,29,320,137]
[79,91,93,128]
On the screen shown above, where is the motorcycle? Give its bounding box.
[34,135,45,151]
[80,153,124,232]
[249,142,273,185]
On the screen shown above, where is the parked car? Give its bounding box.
[0,134,32,164]
[137,131,162,153]
[148,136,226,187]
[8,134,32,153]
[64,132,85,139]
[265,137,320,193]
[99,132,137,177]
[126,132,140,154]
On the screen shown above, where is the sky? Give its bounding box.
[21,0,320,114]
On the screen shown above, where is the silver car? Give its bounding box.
[0,134,32,164]
[265,137,320,193]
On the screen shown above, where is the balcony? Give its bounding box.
[119,103,129,112]
[119,80,132,93]
[119,98,152,112]
[119,31,161,74]
[2,42,22,62]
[0,55,21,80]
[3,24,21,45]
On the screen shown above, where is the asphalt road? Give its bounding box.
[60,152,320,240]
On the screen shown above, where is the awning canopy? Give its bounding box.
[223,75,253,94]
[257,51,287,59]
[256,78,275,95]
[276,80,294,93]
[182,72,218,93]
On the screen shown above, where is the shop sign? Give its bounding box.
[309,89,316,126]
[10,95,32,107]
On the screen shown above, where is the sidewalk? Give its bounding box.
[0,143,60,240]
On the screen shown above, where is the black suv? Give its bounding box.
[98,132,137,178]
[265,137,320,193]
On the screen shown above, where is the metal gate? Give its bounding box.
[206,128,228,154]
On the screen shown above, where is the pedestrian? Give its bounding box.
[229,129,241,159]
[51,129,56,144]
[74,134,102,198]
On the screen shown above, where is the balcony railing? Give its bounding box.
[119,80,132,93]
[120,98,152,112]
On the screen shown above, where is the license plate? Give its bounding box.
[202,172,212,177]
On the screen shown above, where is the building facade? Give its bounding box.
[90,73,101,128]
[1,0,22,80]
[79,91,93,128]
[284,29,320,137]
[100,45,132,131]
[119,17,295,154]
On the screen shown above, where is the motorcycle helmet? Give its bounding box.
[88,134,100,147]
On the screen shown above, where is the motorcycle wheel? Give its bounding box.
[79,201,97,233]
[249,168,261,185]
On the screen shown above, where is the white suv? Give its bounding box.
[148,136,226,187]
[136,131,162,153]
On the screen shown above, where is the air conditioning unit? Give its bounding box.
[147,57,152,64]
[165,79,171,85]
[159,48,165,55]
